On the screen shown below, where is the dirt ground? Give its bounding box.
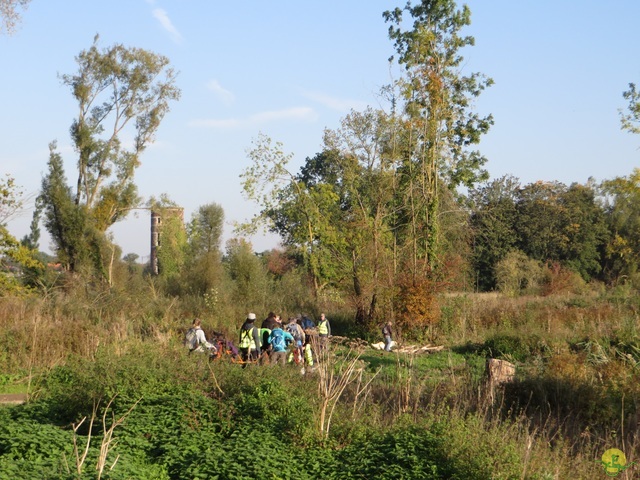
[0,393,27,405]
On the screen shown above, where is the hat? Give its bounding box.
[247,313,256,320]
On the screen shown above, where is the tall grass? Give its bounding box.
[2,283,640,477]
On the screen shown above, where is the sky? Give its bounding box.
[2,0,640,264]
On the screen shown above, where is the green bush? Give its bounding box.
[484,334,527,361]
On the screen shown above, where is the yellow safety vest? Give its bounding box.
[239,327,256,349]
[318,320,329,335]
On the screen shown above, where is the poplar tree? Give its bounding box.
[38,37,180,277]
[384,0,493,276]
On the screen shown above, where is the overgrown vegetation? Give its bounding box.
[1,286,639,478]
[3,0,640,477]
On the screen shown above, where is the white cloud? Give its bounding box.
[206,80,235,105]
[189,107,317,129]
[152,8,183,44]
[299,89,368,112]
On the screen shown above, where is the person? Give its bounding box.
[300,314,315,332]
[285,317,305,364]
[317,313,331,353]
[382,321,393,352]
[185,318,217,357]
[211,331,240,361]
[261,311,279,330]
[268,324,294,366]
[238,313,261,364]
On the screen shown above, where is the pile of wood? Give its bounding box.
[329,336,444,355]
[370,341,444,354]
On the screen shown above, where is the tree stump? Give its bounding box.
[484,358,516,404]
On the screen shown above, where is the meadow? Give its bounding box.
[1,283,638,479]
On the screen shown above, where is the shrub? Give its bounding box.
[495,250,543,297]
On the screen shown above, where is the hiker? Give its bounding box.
[259,323,273,365]
[268,324,294,366]
[382,321,393,352]
[317,313,331,353]
[185,318,217,356]
[300,313,316,332]
[238,313,261,363]
[261,311,279,330]
[211,332,240,361]
[285,317,305,364]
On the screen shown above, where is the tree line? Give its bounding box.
[2,0,640,335]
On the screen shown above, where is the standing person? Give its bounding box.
[268,324,294,366]
[184,318,217,357]
[260,313,279,361]
[317,313,331,353]
[382,321,393,352]
[238,313,261,364]
[285,318,305,364]
[261,311,278,330]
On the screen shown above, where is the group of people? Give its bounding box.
[185,311,332,366]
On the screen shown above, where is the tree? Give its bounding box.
[38,37,180,277]
[515,181,606,281]
[0,174,23,225]
[0,0,30,35]
[600,169,640,285]
[469,175,520,291]
[64,35,180,230]
[383,0,493,275]
[224,238,269,312]
[556,182,607,280]
[240,134,324,293]
[620,83,640,136]
[156,211,186,280]
[241,109,397,325]
[38,143,97,273]
[187,203,224,257]
[182,203,225,295]
[0,174,41,293]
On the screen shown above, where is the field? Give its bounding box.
[1,288,639,479]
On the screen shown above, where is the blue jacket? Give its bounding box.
[268,328,294,353]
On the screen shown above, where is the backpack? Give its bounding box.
[270,329,286,351]
[286,323,301,342]
[184,327,199,350]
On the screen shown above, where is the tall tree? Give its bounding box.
[63,35,180,230]
[384,0,493,275]
[241,134,324,294]
[38,37,180,276]
[0,0,30,35]
[39,143,93,273]
[182,203,225,295]
[187,203,224,257]
[241,110,396,325]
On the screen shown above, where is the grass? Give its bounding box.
[1,287,639,477]
[0,374,29,395]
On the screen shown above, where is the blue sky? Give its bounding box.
[3,1,640,262]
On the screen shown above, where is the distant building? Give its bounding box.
[150,208,184,275]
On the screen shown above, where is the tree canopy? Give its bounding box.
[36,37,180,278]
